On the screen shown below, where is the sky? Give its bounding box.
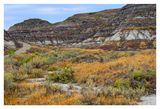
[4,4,125,30]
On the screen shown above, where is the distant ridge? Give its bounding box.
[5,4,156,50]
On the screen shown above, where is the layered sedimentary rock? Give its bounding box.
[6,4,156,50]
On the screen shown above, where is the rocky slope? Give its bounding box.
[5,4,156,50]
[4,30,21,50]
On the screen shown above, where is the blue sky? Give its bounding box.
[4,4,125,30]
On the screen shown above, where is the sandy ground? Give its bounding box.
[15,42,31,54]
[138,94,156,105]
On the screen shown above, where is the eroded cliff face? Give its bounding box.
[6,4,156,50]
[4,30,22,50]
[4,30,16,50]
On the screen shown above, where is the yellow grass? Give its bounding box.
[73,49,156,83]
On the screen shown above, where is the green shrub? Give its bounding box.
[12,53,34,66]
[120,87,145,99]
[7,49,15,56]
[4,72,13,81]
[132,69,155,81]
[47,67,74,83]
[30,56,46,68]
[29,68,44,78]
[47,72,57,80]
[132,69,145,81]
[81,87,98,105]
[12,68,28,81]
[114,78,130,89]
[103,51,136,62]
[4,72,13,90]
[118,52,135,57]
[11,58,21,67]
[131,69,156,91]
[46,52,59,64]
[62,51,79,58]
[45,83,62,94]
[101,86,145,100]
[131,70,145,89]
[46,65,59,71]
[46,51,79,64]
[145,69,156,81]
[23,63,33,74]
[72,54,100,63]
[20,56,33,65]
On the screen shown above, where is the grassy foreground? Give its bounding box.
[4,45,156,105]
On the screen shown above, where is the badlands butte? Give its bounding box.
[5,4,156,50]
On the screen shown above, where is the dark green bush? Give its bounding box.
[132,69,155,82]
[114,78,130,89]
[47,67,74,83]
[7,49,15,56]
[131,69,156,92]
[132,69,145,81]
[145,69,156,81]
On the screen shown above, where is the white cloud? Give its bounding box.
[34,6,90,15]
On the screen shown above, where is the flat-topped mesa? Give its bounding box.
[6,4,156,50]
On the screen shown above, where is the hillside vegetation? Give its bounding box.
[4,45,156,105]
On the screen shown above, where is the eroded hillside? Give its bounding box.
[5,4,156,50]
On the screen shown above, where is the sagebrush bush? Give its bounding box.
[80,86,141,105]
[132,69,155,82]
[45,52,59,64]
[71,54,100,63]
[47,67,74,83]
[132,69,145,81]
[46,51,79,64]
[114,78,130,89]
[101,86,145,100]
[4,72,13,91]
[81,88,98,104]
[23,63,33,74]
[131,69,156,92]
[45,83,62,94]
[4,72,13,82]
[12,53,34,66]
[6,49,15,56]
[61,51,79,58]
[30,56,46,68]
[12,67,28,81]
[29,68,44,78]
[144,69,156,81]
